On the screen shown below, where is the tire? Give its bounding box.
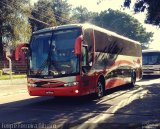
[97,79,105,98]
[130,71,136,87]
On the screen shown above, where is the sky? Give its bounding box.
[30,0,160,49]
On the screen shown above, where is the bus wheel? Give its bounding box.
[130,71,136,87]
[97,79,105,98]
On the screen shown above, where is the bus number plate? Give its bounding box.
[46,91,54,95]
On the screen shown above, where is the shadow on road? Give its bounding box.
[1,79,160,129]
[94,80,160,129]
[0,94,111,128]
[0,83,137,129]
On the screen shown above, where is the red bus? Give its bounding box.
[21,24,142,98]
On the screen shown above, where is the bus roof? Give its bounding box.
[33,23,140,45]
[33,24,82,34]
[142,49,160,53]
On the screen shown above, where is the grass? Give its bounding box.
[0,74,26,80]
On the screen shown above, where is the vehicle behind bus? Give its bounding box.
[142,49,160,76]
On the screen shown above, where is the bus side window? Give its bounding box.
[88,52,93,66]
[83,29,93,65]
[82,45,92,73]
[82,45,88,66]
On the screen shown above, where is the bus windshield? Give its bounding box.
[142,52,160,65]
[29,28,81,77]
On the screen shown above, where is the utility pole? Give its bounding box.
[6,50,12,80]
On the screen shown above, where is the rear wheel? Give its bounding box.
[97,79,105,98]
[130,71,136,87]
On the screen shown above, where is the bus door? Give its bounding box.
[81,45,95,93]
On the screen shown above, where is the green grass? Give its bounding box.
[0,74,26,80]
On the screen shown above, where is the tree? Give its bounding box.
[97,0,160,26]
[124,0,160,26]
[0,0,31,58]
[72,6,98,23]
[31,0,57,31]
[93,9,153,48]
[51,0,72,25]
[31,0,73,30]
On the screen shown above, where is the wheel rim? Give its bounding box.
[97,81,103,98]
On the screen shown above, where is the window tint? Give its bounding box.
[82,46,87,66]
[83,29,93,52]
[83,29,94,65]
[142,52,160,65]
[94,30,141,57]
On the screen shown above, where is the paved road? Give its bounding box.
[0,77,160,129]
[0,78,27,99]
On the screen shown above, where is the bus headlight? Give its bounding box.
[75,90,79,93]
[28,83,37,87]
[64,82,79,87]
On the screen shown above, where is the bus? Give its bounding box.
[142,49,160,76]
[17,24,142,98]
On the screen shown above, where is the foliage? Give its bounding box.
[73,6,153,48]
[31,0,72,30]
[72,6,98,23]
[51,0,72,25]
[93,9,153,48]
[97,0,160,26]
[31,0,57,31]
[123,0,160,26]
[0,0,32,57]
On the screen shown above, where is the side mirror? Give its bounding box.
[74,35,83,55]
[15,43,28,61]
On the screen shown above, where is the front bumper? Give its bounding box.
[28,86,89,97]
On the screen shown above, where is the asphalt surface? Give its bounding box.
[0,77,160,129]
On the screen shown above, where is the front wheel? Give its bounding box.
[97,79,105,98]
